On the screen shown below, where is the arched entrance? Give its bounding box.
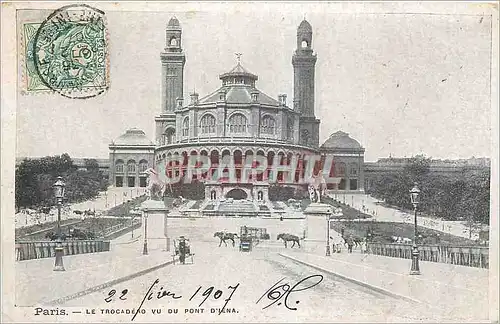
[226,188,248,200]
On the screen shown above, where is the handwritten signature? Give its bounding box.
[256,275,323,310]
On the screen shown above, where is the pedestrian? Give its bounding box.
[361,239,367,254]
[346,235,354,253]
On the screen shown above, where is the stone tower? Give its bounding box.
[292,19,320,147]
[156,17,186,145]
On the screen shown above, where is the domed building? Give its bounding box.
[108,128,155,188]
[108,17,366,203]
[153,17,323,202]
[320,131,365,191]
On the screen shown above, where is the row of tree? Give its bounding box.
[367,155,491,225]
[15,154,108,209]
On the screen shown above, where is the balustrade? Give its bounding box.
[366,242,489,269]
[15,240,111,261]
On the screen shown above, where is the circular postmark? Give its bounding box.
[33,4,108,99]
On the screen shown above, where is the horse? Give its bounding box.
[340,228,363,248]
[144,168,167,200]
[277,233,301,248]
[214,232,239,247]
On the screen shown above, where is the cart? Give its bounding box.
[239,235,252,252]
[172,236,194,264]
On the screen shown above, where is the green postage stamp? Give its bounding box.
[20,4,109,99]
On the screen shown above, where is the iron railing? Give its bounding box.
[366,242,489,269]
[15,240,110,261]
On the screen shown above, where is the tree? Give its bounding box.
[84,158,100,172]
[367,155,490,225]
[15,154,107,208]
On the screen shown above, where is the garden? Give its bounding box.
[330,220,478,246]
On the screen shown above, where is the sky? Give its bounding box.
[15,6,493,162]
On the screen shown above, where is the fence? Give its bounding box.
[366,242,489,269]
[101,220,142,241]
[15,240,110,261]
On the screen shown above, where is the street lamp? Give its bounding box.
[409,182,421,275]
[143,213,148,255]
[53,176,66,272]
[326,213,331,256]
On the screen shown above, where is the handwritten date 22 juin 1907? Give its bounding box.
[104,275,323,320]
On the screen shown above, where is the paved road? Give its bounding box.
[62,240,444,322]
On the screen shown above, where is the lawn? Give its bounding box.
[106,195,148,216]
[298,196,372,220]
[15,219,81,239]
[204,204,215,211]
[330,221,478,246]
[190,200,203,210]
[271,201,284,210]
[16,217,131,241]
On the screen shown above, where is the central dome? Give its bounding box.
[112,128,154,146]
[219,63,258,83]
[321,131,363,150]
[192,62,282,107]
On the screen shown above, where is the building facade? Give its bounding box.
[107,17,369,198]
[319,131,365,191]
[109,128,155,188]
[152,17,326,201]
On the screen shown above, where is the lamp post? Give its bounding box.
[53,176,66,272]
[326,213,331,256]
[143,212,148,255]
[409,182,421,275]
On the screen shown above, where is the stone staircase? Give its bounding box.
[218,200,256,213]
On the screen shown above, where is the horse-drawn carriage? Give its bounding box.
[239,226,254,252]
[239,235,252,252]
[173,236,194,264]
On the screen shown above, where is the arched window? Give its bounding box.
[260,115,276,135]
[301,129,310,145]
[163,128,175,144]
[287,117,294,140]
[349,163,358,176]
[336,162,346,176]
[182,117,189,136]
[170,37,178,47]
[228,113,247,133]
[127,160,136,173]
[139,160,148,173]
[200,114,216,134]
[115,160,124,173]
[301,40,308,48]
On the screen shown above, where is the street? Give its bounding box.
[62,238,445,323]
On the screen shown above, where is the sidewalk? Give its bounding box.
[15,235,174,306]
[280,249,489,321]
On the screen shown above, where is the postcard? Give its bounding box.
[1,1,498,323]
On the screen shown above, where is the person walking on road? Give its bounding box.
[346,235,354,253]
